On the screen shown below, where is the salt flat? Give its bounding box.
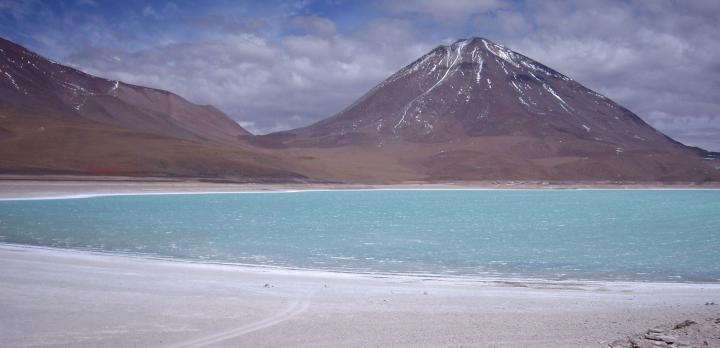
[1,178,718,201]
[1,244,719,347]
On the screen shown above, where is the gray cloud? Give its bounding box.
[0,0,47,20]
[386,0,507,20]
[191,15,270,35]
[67,19,434,134]
[61,0,720,151]
[475,0,720,151]
[288,15,336,36]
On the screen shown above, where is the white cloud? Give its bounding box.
[236,120,258,133]
[386,0,507,20]
[67,18,435,134]
[472,0,720,150]
[49,0,720,150]
[142,6,158,18]
[288,15,336,35]
[0,0,44,20]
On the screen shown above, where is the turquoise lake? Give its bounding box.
[1,189,719,282]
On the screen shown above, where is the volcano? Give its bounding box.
[261,37,718,182]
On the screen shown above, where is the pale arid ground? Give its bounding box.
[1,176,719,200]
[0,245,719,347]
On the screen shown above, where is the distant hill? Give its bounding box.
[0,37,301,180]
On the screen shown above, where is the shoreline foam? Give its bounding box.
[1,178,720,200]
[2,186,720,202]
[3,242,718,288]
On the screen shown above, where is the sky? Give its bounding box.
[2,0,719,151]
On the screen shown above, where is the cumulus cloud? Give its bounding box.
[67,18,434,133]
[192,15,269,35]
[386,0,507,20]
[288,15,336,35]
[473,0,720,151]
[16,0,719,150]
[141,6,158,18]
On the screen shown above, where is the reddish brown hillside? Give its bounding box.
[260,38,719,182]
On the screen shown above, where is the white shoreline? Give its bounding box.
[5,242,720,288]
[1,186,719,201]
[4,242,717,288]
[2,242,719,347]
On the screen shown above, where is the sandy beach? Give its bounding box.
[0,244,718,347]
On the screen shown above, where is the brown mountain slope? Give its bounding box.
[0,112,301,180]
[260,38,719,182]
[0,37,249,145]
[0,37,301,180]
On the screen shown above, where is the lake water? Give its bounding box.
[1,189,719,282]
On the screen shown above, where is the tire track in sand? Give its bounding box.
[168,292,313,348]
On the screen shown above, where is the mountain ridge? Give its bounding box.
[1,36,718,182]
[256,37,719,181]
[266,37,665,144]
[0,37,251,145]
[0,36,302,180]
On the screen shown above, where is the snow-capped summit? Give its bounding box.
[261,37,718,181]
[272,37,653,144]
